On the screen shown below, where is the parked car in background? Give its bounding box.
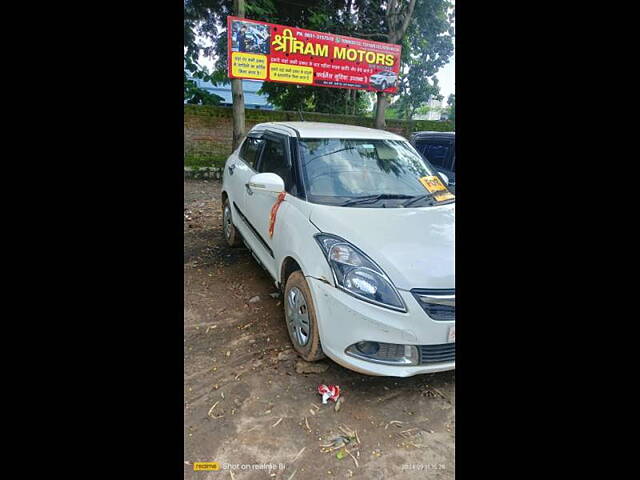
[222,122,455,377]
[411,131,455,193]
[369,70,398,91]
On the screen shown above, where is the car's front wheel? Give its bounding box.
[284,271,325,361]
[381,80,387,90]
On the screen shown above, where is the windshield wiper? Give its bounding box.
[401,193,438,207]
[340,194,414,207]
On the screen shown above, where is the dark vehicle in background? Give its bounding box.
[410,131,455,193]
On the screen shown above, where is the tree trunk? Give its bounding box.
[374,92,387,129]
[231,0,246,151]
[231,80,245,151]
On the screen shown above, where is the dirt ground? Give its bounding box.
[184,179,455,480]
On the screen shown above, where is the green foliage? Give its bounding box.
[446,93,455,124]
[184,152,228,168]
[184,68,224,105]
[391,0,454,119]
[385,103,404,119]
[184,0,233,101]
[414,103,439,115]
[258,83,371,115]
[245,0,276,17]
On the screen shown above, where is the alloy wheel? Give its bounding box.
[286,287,310,347]
[223,204,232,240]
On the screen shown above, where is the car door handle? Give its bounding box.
[245,182,253,195]
[228,164,236,175]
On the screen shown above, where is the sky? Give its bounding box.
[436,1,456,103]
[436,54,455,103]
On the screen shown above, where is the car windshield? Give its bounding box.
[298,138,454,207]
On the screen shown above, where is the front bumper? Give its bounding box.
[306,276,455,377]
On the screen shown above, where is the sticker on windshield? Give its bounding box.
[419,176,455,202]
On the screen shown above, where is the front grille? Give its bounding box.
[419,343,455,364]
[375,342,406,361]
[421,303,455,321]
[411,288,455,321]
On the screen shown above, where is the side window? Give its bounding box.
[239,137,264,169]
[419,142,451,170]
[450,141,455,172]
[257,137,294,192]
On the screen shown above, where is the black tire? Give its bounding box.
[284,271,325,361]
[381,80,387,90]
[222,197,242,248]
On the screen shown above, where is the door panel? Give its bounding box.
[226,136,264,249]
[242,133,293,278]
[229,159,254,227]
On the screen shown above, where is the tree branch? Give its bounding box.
[386,0,396,21]
[385,0,416,44]
[351,32,389,40]
[398,0,417,40]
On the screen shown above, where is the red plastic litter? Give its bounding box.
[318,384,340,404]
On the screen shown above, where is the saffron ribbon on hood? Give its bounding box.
[268,191,286,238]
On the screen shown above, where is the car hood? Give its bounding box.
[308,203,455,290]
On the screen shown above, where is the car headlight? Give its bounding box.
[314,233,407,312]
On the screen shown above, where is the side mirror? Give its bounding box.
[439,172,450,186]
[247,172,285,194]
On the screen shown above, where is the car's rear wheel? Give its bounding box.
[284,271,325,361]
[222,197,242,247]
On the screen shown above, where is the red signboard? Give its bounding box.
[227,16,402,93]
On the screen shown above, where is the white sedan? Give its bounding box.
[221,122,455,377]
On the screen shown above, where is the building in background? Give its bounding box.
[426,98,443,120]
[413,97,444,121]
[187,78,274,110]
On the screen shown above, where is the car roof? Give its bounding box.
[412,131,455,138]
[250,122,407,140]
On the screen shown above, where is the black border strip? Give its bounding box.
[232,201,274,258]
